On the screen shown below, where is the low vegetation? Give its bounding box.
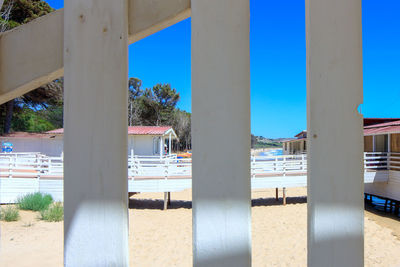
[0,206,20,222]
[40,202,63,222]
[251,134,283,149]
[18,192,53,211]
[2,192,63,223]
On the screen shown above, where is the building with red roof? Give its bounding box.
[1,126,177,156]
[363,120,400,153]
[283,118,400,155]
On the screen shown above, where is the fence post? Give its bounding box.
[283,156,286,177]
[130,149,134,180]
[252,156,255,179]
[164,157,169,180]
[8,156,12,178]
[283,187,287,205]
[37,155,41,180]
[364,152,367,171]
[134,156,139,178]
[163,157,169,210]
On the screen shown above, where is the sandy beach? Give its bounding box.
[1,187,400,266]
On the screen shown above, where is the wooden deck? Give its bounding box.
[0,152,396,204]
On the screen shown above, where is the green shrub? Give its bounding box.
[18,192,53,211]
[0,206,20,222]
[40,202,63,222]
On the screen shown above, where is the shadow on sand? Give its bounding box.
[128,196,307,210]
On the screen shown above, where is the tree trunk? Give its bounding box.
[4,100,14,134]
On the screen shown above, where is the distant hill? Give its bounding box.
[251,135,292,149]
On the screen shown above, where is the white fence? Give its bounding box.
[0,153,308,180]
[0,153,63,179]
[364,152,400,171]
[1,152,398,180]
[0,152,397,203]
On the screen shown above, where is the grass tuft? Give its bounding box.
[0,206,20,222]
[18,192,53,211]
[40,202,63,222]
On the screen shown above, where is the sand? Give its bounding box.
[1,187,400,266]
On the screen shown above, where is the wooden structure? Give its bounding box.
[43,126,178,156]
[0,0,365,266]
[0,152,389,206]
[283,130,307,155]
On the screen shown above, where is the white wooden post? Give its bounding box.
[282,156,286,176]
[130,149,134,178]
[8,156,12,178]
[169,132,172,155]
[251,156,255,179]
[159,137,163,158]
[63,0,129,265]
[306,0,364,266]
[192,0,251,266]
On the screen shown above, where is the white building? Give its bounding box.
[1,126,177,157]
[282,130,307,155]
[0,132,63,156]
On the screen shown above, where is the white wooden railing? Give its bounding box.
[0,153,63,179]
[363,152,400,171]
[1,152,400,180]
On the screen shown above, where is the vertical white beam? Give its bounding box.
[388,134,391,153]
[64,0,129,266]
[306,0,364,266]
[192,0,251,266]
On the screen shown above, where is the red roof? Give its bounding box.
[294,130,307,138]
[364,120,400,135]
[363,118,400,127]
[46,128,64,134]
[46,126,173,136]
[128,126,172,135]
[0,132,57,139]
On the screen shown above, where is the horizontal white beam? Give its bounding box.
[0,0,191,105]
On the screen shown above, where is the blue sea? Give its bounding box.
[259,149,283,157]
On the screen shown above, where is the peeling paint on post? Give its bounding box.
[306,0,364,266]
[64,0,129,265]
[192,0,251,266]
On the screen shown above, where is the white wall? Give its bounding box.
[1,135,161,157]
[374,135,388,152]
[0,137,63,156]
[128,135,159,156]
[364,170,400,201]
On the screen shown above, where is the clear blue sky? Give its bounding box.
[46,0,400,138]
